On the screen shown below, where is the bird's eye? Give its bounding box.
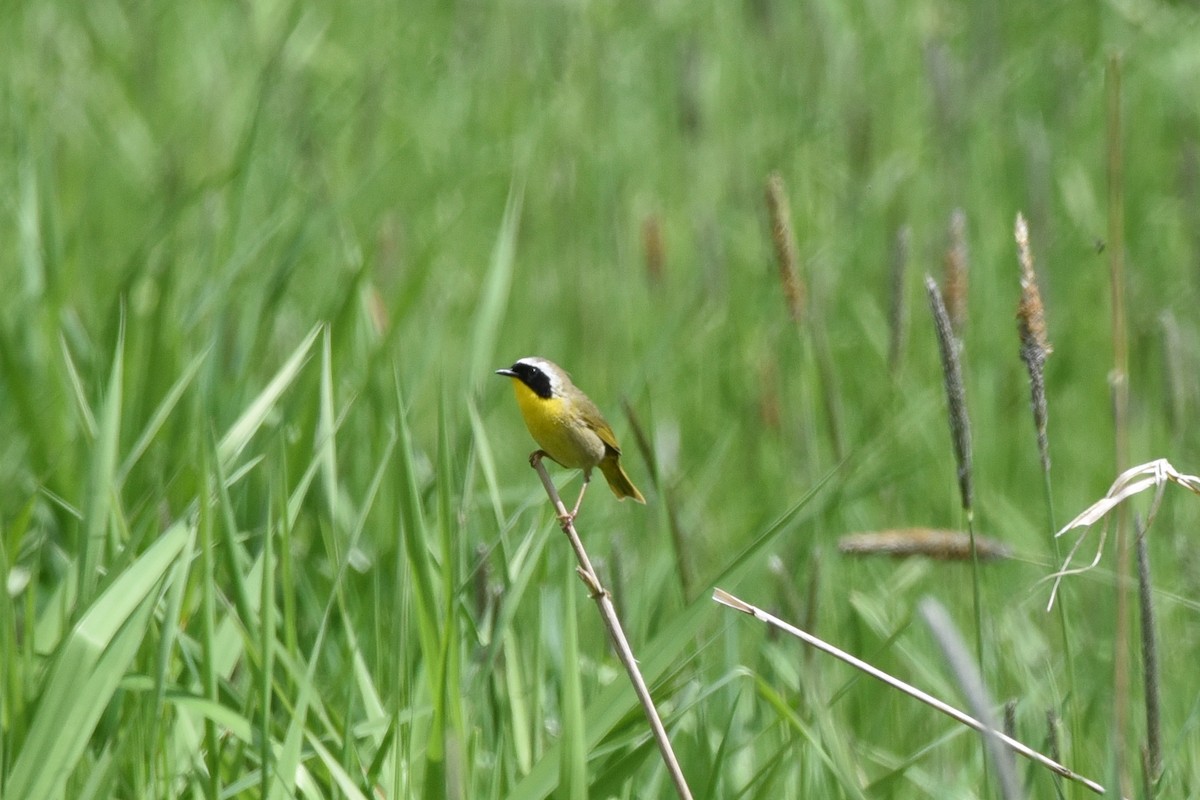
[521,365,554,398]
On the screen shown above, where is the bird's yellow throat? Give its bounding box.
[511,379,568,446]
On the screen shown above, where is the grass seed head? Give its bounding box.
[765,172,806,323]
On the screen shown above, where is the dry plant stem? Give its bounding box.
[713,589,1116,797]
[1106,53,1132,798]
[530,455,694,800]
[1047,459,1200,609]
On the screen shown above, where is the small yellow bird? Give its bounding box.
[496,357,645,519]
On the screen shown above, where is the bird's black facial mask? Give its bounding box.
[511,362,553,399]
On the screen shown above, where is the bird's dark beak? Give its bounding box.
[495,368,517,378]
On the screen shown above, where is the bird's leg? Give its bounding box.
[529,451,589,524]
[564,471,592,524]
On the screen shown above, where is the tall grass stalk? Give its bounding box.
[1106,52,1133,797]
[1015,211,1079,790]
[507,473,820,800]
[923,275,983,672]
[559,568,588,800]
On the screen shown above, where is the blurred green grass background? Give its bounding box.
[3,0,1200,797]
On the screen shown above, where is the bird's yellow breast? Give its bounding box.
[510,379,605,469]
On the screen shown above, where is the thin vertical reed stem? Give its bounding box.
[1106,52,1132,798]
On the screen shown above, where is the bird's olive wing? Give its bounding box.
[576,395,621,456]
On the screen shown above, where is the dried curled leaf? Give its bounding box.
[1047,458,1200,609]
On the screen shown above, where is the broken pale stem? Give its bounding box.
[713,588,1111,797]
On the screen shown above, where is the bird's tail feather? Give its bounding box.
[599,457,646,503]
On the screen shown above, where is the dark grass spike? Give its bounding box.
[1135,517,1162,785]
[924,275,973,516]
[1015,212,1053,474]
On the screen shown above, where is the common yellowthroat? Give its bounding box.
[496,357,645,519]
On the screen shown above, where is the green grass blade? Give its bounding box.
[316,324,340,533]
[116,345,210,483]
[260,485,276,800]
[467,396,507,531]
[392,368,441,680]
[147,517,197,790]
[557,573,587,800]
[58,333,97,439]
[468,180,522,389]
[198,437,222,800]
[7,520,190,799]
[432,391,466,798]
[78,314,125,609]
[218,322,321,469]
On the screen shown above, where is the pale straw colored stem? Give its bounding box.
[714,588,1119,797]
[531,456,693,800]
